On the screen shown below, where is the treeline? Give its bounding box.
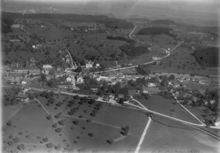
[137,27,177,38]
[136,65,150,75]
[119,44,149,57]
[192,46,219,67]
[2,12,133,29]
[129,18,150,22]
[151,19,175,25]
[2,12,16,33]
[106,36,135,44]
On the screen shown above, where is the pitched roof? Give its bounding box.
[142,87,160,92]
[16,93,28,99]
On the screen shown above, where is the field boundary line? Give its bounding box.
[171,92,205,126]
[128,99,204,127]
[34,99,50,115]
[134,117,152,153]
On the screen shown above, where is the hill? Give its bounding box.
[2,12,134,29]
[129,18,150,22]
[151,19,175,25]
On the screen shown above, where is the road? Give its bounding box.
[93,24,183,74]
[170,91,205,125]
[65,49,74,68]
[129,25,137,39]
[134,117,152,153]
[129,98,220,141]
[94,41,183,74]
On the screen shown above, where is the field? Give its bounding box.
[149,46,218,76]
[136,34,177,49]
[139,95,202,124]
[140,115,220,153]
[3,89,149,152]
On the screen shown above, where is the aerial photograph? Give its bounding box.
[1,0,220,152]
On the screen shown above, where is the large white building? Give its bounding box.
[96,76,111,82]
[42,64,53,74]
[86,61,93,69]
[71,75,76,88]
[43,64,53,69]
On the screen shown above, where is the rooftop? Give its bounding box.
[16,93,28,99]
[142,87,160,92]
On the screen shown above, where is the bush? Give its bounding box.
[46,142,53,148]
[7,121,12,126]
[46,115,52,120]
[58,120,65,125]
[73,120,79,125]
[88,132,94,137]
[106,140,113,144]
[17,144,25,150]
[55,128,62,133]
[42,137,48,142]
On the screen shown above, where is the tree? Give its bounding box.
[75,66,82,72]
[47,78,57,87]
[49,69,55,75]
[55,128,62,133]
[88,132,94,137]
[168,75,175,81]
[46,142,53,148]
[118,98,124,105]
[99,63,106,71]
[40,73,47,82]
[17,144,25,151]
[28,93,35,100]
[136,65,150,75]
[46,115,52,120]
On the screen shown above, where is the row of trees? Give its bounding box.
[106,36,135,45]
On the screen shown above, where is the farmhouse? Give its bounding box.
[32,44,42,49]
[96,76,111,82]
[12,67,41,75]
[76,77,84,84]
[147,82,157,87]
[86,61,94,69]
[42,64,53,74]
[11,24,21,28]
[2,65,11,72]
[212,116,220,127]
[142,86,160,94]
[16,92,29,102]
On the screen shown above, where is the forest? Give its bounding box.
[2,12,15,33]
[192,46,219,67]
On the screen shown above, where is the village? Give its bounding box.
[2,52,220,128]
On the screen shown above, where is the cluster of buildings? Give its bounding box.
[71,24,102,34]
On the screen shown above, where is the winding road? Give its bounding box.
[94,25,183,74]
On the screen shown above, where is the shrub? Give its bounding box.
[17,144,25,150]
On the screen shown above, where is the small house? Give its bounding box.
[76,77,84,84]
[142,86,160,94]
[212,116,220,127]
[147,83,156,87]
[16,92,29,102]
